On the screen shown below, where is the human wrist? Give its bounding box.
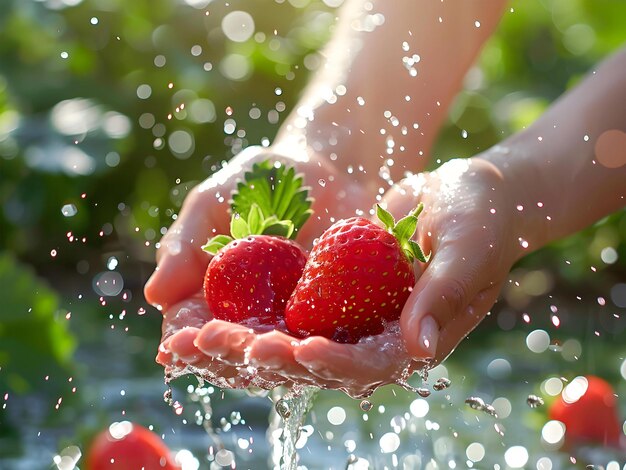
[272,119,381,190]
[477,140,552,260]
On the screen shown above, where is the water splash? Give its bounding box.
[526,394,544,408]
[359,399,373,412]
[432,377,451,391]
[187,380,226,456]
[269,386,318,470]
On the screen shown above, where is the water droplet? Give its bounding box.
[359,400,372,412]
[461,129,468,139]
[164,386,173,406]
[417,388,431,398]
[465,396,485,410]
[106,256,118,270]
[483,403,498,418]
[433,377,451,391]
[221,10,255,43]
[275,398,291,419]
[61,204,78,217]
[318,178,326,187]
[526,394,544,408]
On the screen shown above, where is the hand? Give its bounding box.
[381,157,525,365]
[274,157,524,396]
[145,145,371,312]
[147,145,398,397]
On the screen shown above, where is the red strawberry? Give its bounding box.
[204,235,307,324]
[548,375,621,447]
[285,204,428,343]
[202,161,312,326]
[87,421,179,470]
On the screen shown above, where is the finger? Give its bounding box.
[194,320,255,366]
[248,330,313,379]
[294,335,411,397]
[169,327,203,363]
[161,295,211,340]
[156,336,175,367]
[434,283,502,365]
[400,241,491,360]
[144,190,227,312]
[381,173,429,216]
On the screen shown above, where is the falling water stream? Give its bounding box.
[269,386,319,469]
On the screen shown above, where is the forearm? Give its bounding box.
[484,47,626,256]
[275,0,506,181]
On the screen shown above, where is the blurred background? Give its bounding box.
[0,0,625,468]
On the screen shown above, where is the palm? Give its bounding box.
[148,146,378,392]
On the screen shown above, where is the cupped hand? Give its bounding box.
[147,145,402,397]
[148,149,523,397]
[157,295,425,397]
[145,145,367,312]
[381,157,525,366]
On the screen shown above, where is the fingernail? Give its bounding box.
[155,338,173,365]
[419,316,439,358]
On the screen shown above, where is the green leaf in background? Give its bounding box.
[0,253,76,395]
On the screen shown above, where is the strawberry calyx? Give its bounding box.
[202,160,313,255]
[376,203,429,263]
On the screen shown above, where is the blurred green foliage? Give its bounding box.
[0,254,75,393]
[1,0,624,287]
[0,0,624,283]
[0,253,75,439]
[0,0,625,458]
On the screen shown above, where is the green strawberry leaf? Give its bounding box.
[410,203,424,218]
[230,214,250,239]
[202,234,234,254]
[407,240,429,263]
[380,202,429,264]
[230,160,313,239]
[247,203,264,235]
[393,215,418,242]
[263,220,294,238]
[201,159,313,252]
[376,204,395,230]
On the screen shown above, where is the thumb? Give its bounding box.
[400,241,500,361]
[144,189,228,311]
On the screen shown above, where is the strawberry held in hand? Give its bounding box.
[202,161,312,326]
[285,204,428,343]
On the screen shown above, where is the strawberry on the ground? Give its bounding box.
[86,421,179,470]
[548,375,621,447]
[203,161,312,326]
[285,204,428,343]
